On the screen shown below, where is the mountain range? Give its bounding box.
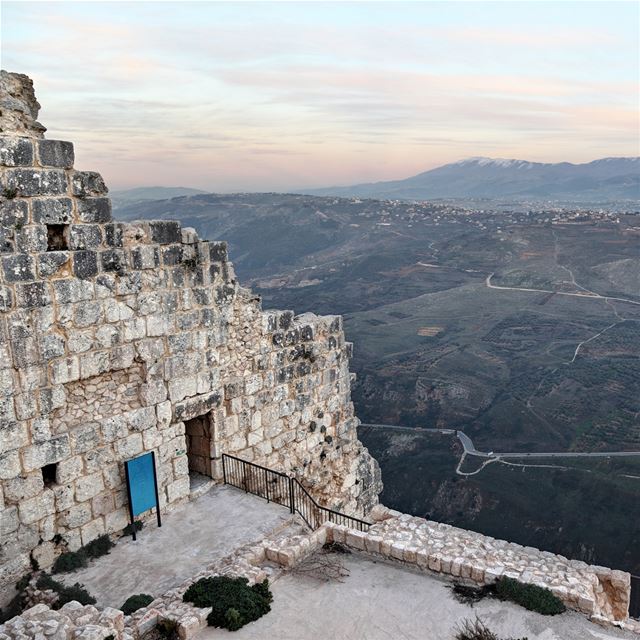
[303,156,640,202]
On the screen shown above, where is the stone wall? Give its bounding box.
[333,507,632,625]
[0,70,382,599]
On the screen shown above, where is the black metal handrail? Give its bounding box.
[222,453,370,532]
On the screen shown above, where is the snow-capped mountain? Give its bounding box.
[303,157,639,201]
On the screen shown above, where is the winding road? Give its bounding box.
[360,423,640,460]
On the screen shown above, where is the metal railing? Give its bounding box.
[222,453,370,532]
[631,575,640,620]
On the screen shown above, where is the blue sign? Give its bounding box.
[124,452,161,539]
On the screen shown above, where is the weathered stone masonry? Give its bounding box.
[0,70,382,597]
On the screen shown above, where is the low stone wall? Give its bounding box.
[330,507,632,626]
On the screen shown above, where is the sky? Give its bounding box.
[2,1,639,192]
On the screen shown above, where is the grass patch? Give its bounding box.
[121,593,154,615]
[495,577,566,616]
[183,576,273,631]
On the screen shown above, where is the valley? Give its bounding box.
[116,192,640,573]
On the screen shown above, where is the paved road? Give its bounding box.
[485,273,640,307]
[359,423,640,460]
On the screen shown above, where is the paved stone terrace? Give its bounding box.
[196,555,637,640]
[59,485,291,608]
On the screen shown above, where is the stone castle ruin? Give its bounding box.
[0,70,381,593]
[0,72,636,634]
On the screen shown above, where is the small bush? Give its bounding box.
[450,583,495,606]
[83,534,114,559]
[0,595,23,624]
[36,573,96,608]
[121,593,154,615]
[495,577,565,616]
[183,576,272,631]
[52,535,114,574]
[52,551,87,574]
[156,619,178,640]
[2,187,18,200]
[123,521,143,537]
[322,541,351,555]
[454,617,528,640]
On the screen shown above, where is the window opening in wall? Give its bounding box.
[46,224,68,251]
[42,463,57,486]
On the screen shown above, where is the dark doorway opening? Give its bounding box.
[185,414,212,491]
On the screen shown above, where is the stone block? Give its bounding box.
[101,249,127,274]
[31,197,73,223]
[0,506,19,535]
[37,139,74,168]
[58,502,92,529]
[32,540,57,570]
[79,351,109,379]
[15,224,47,253]
[166,476,190,503]
[131,245,159,270]
[4,168,68,196]
[75,472,105,502]
[21,434,70,471]
[3,473,44,502]
[126,406,157,432]
[2,253,35,281]
[149,220,181,244]
[71,423,102,454]
[15,281,50,308]
[80,517,106,546]
[71,171,108,197]
[53,278,94,304]
[38,250,70,277]
[49,356,80,384]
[0,136,34,166]
[73,250,99,279]
[18,489,55,524]
[0,449,21,479]
[76,197,112,223]
[0,285,13,311]
[104,222,124,247]
[69,224,103,250]
[115,434,143,459]
[53,484,76,511]
[105,508,129,534]
[0,421,28,455]
[0,198,28,228]
[209,241,227,262]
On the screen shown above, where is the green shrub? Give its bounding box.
[121,593,154,615]
[83,535,114,559]
[52,535,114,574]
[36,573,96,608]
[495,577,565,616]
[183,576,272,631]
[0,595,23,624]
[52,551,87,574]
[123,521,143,537]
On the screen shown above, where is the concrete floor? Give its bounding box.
[199,554,637,640]
[60,485,290,609]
